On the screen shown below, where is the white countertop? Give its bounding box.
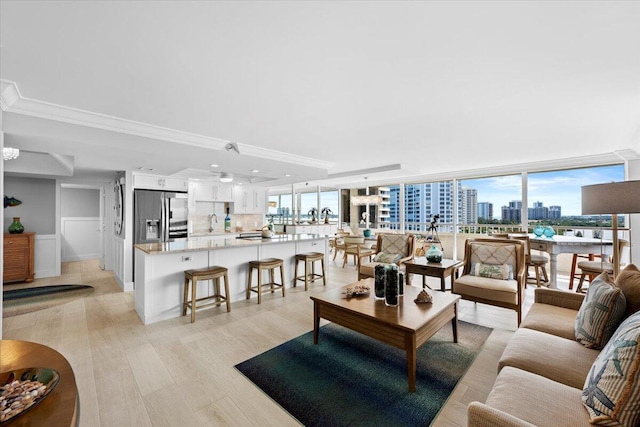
[135,233,329,255]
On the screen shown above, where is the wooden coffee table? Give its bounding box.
[310,278,460,392]
[404,258,464,292]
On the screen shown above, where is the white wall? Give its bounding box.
[628,159,640,265]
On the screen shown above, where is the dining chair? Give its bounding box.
[576,239,630,292]
[508,233,549,287]
[342,236,373,268]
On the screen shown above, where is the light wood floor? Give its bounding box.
[1,256,574,426]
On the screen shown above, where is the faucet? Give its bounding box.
[209,213,218,232]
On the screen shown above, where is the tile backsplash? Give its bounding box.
[189,201,264,234]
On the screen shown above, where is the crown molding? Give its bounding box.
[236,143,334,170]
[0,79,334,171]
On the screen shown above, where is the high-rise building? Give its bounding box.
[460,187,478,224]
[528,201,549,220]
[389,181,462,231]
[549,205,561,219]
[501,200,522,222]
[478,202,493,221]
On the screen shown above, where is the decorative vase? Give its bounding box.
[426,245,443,263]
[363,229,372,238]
[8,217,24,234]
[384,265,399,307]
[543,226,555,238]
[374,264,386,300]
[533,225,544,237]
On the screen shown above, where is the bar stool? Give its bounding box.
[246,258,285,304]
[294,252,327,290]
[183,266,230,323]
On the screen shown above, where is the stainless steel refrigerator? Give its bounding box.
[134,189,188,244]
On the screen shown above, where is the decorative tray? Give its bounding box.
[343,285,370,298]
[0,367,60,423]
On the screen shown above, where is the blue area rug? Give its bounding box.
[235,321,492,426]
[3,285,94,317]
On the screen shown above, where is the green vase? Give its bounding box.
[426,245,443,263]
[8,217,24,234]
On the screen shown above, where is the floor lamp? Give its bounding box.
[582,180,640,277]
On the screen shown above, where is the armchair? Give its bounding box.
[357,234,415,282]
[452,238,527,325]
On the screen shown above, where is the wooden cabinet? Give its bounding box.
[3,232,35,283]
[133,173,188,191]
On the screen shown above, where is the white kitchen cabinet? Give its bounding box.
[133,173,188,191]
[194,182,233,202]
[232,185,266,214]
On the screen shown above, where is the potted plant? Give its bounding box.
[360,212,371,237]
[321,207,333,224]
[308,207,318,223]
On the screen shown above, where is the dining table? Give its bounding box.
[529,235,613,288]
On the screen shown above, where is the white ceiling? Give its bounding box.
[1,1,639,190]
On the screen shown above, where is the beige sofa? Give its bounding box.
[468,266,640,426]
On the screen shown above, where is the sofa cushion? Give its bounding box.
[520,302,577,341]
[484,367,589,426]
[453,275,518,305]
[615,263,640,319]
[575,273,627,349]
[359,261,405,279]
[582,311,640,426]
[499,327,599,389]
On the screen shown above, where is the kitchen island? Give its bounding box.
[134,234,329,324]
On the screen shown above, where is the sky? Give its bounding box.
[461,164,624,217]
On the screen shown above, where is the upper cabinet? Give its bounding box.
[133,173,188,192]
[232,185,267,214]
[193,182,233,202]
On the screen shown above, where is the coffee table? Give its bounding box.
[310,278,460,392]
[404,258,464,291]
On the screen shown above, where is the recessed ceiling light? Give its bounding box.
[285,174,291,177]
[210,164,219,168]
[138,167,155,171]
[251,169,259,173]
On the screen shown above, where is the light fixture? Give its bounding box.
[3,147,20,160]
[210,163,219,168]
[252,169,259,173]
[350,195,383,205]
[220,172,234,183]
[582,180,640,277]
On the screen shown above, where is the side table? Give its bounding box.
[404,258,463,292]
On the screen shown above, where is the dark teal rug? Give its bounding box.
[235,321,492,426]
[3,285,94,317]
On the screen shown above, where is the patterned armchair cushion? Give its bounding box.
[373,252,402,264]
[379,235,411,258]
[468,243,517,278]
[473,263,510,280]
[582,311,640,425]
[575,273,627,349]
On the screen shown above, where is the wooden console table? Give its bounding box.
[0,340,78,426]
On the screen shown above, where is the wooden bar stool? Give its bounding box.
[183,266,230,323]
[246,258,285,304]
[294,252,327,290]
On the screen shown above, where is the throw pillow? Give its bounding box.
[373,252,402,264]
[473,263,509,280]
[582,311,640,426]
[575,273,627,349]
[615,264,640,319]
